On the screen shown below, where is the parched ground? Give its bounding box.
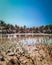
[0,41,52,65]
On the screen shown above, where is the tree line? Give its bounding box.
[0,20,52,34]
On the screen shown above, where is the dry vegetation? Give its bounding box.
[0,41,52,65]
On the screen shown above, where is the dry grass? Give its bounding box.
[0,39,52,65]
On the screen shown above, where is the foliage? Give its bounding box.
[0,20,52,33]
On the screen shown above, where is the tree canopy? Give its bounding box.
[0,20,52,34]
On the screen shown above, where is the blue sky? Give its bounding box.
[0,0,52,27]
